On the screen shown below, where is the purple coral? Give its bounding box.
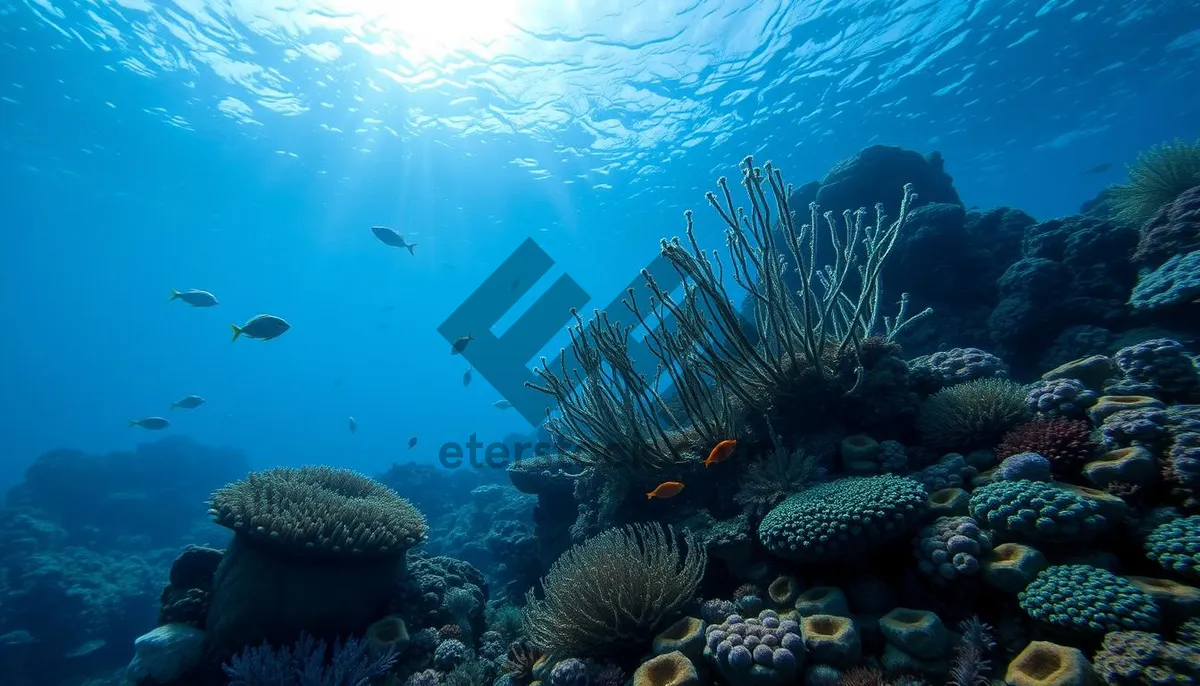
[928,348,1010,384]
[995,452,1053,482]
[914,516,993,583]
[1100,407,1171,450]
[1109,338,1200,400]
[1025,378,1098,419]
[704,609,801,678]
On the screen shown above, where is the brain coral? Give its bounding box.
[208,466,427,557]
[1018,565,1158,634]
[758,475,927,561]
[968,480,1106,542]
[1145,515,1200,580]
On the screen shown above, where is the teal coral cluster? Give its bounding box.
[1018,565,1158,634]
[967,479,1106,542]
[758,475,927,561]
[1145,515,1200,580]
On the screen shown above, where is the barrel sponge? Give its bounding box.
[1018,564,1159,634]
[208,466,427,557]
[1005,641,1093,686]
[1145,515,1200,580]
[757,475,927,561]
[968,480,1106,543]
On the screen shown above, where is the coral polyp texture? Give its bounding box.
[1144,515,1200,580]
[1018,564,1159,634]
[968,480,1106,542]
[757,474,927,561]
[207,465,427,557]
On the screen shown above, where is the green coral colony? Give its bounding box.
[60,147,1200,686]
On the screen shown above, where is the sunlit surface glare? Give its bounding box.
[347,0,526,60]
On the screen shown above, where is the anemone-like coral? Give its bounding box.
[208,466,427,557]
[734,444,825,516]
[917,379,1030,451]
[997,418,1095,477]
[522,523,705,660]
[758,475,927,561]
[1109,139,1200,227]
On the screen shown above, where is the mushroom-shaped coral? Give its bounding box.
[840,435,881,474]
[757,475,927,561]
[1145,515,1200,580]
[633,651,699,686]
[878,608,949,660]
[799,615,860,668]
[982,543,1048,593]
[912,516,992,584]
[702,609,803,686]
[1018,565,1159,634]
[968,480,1107,543]
[204,466,428,657]
[366,615,410,654]
[1005,641,1094,686]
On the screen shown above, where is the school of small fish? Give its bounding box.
[138,225,505,451]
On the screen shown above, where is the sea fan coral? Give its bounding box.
[997,418,1095,477]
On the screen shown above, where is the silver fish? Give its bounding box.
[371,226,417,254]
[171,395,206,411]
[348,416,357,434]
[493,399,513,410]
[169,289,218,307]
[463,367,473,386]
[130,417,170,430]
[231,314,290,342]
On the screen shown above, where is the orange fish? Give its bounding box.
[704,439,738,468]
[647,481,685,500]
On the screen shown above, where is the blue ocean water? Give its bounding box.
[2,3,1200,684]
[2,0,1197,490]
